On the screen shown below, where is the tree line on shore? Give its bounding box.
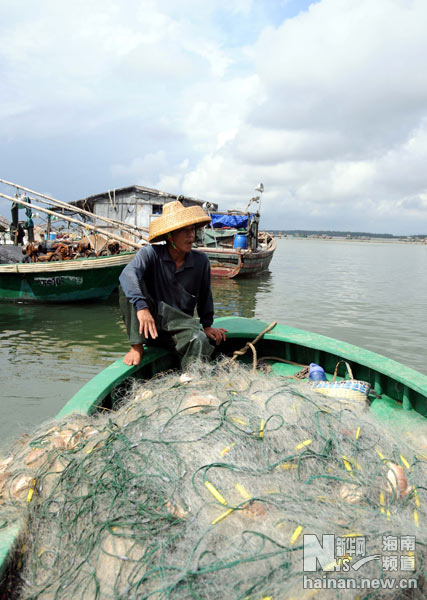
[270,230,426,239]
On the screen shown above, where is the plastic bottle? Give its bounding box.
[309,363,327,381]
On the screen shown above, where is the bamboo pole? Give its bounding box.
[0,177,149,237]
[0,192,143,250]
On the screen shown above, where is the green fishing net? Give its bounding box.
[0,361,426,599]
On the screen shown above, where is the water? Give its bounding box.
[1,238,426,448]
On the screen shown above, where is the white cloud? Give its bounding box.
[111,151,169,180]
[181,0,427,233]
[2,0,427,233]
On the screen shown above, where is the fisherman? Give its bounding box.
[119,200,227,368]
[13,223,25,246]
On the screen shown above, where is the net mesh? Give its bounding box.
[0,360,426,599]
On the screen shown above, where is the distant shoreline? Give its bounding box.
[270,234,427,244]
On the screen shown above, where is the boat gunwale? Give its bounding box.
[0,252,136,274]
[218,317,427,402]
[15,315,427,426]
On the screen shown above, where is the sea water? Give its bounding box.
[1,238,426,448]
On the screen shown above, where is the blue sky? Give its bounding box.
[211,0,320,44]
[1,0,427,234]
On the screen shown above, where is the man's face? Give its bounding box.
[170,225,195,252]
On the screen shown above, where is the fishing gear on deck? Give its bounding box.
[21,239,123,263]
[0,361,425,599]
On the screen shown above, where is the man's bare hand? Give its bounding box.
[137,308,158,339]
[203,326,227,345]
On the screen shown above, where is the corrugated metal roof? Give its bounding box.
[72,185,208,207]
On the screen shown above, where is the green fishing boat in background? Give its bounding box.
[0,252,135,303]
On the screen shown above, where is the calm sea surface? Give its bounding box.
[1,238,426,449]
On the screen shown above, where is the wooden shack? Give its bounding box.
[72,185,216,243]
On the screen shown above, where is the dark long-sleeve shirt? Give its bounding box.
[119,244,214,328]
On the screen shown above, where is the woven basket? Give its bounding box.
[308,360,371,403]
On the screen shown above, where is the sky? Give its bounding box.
[1,0,427,234]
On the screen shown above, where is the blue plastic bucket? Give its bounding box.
[233,234,248,249]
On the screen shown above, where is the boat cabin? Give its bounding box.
[198,210,261,251]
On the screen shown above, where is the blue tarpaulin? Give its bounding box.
[210,214,250,229]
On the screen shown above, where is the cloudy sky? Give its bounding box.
[1,0,427,234]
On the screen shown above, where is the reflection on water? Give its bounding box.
[1,298,126,366]
[0,296,128,448]
[211,271,273,318]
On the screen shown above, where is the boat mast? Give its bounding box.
[246,183,264,251]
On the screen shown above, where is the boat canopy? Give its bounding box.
[210,214,251,229]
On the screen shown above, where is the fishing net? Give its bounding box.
[0,360,426,599]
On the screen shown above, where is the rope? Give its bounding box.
[257,356,307,368]
[257,356,310,379]
[248,342,256,370]
[229,321,277,370]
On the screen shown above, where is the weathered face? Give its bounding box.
[169,225,195,252]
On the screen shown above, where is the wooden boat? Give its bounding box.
[197,231,276,278]
[0,252,136,303]
[1,316,426,588]
[196,210,276,278]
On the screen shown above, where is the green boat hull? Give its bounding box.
[1,317,426,583]
[0,253,135,303]
[57,316,427,419]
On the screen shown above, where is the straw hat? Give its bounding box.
[148,200,211,243]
